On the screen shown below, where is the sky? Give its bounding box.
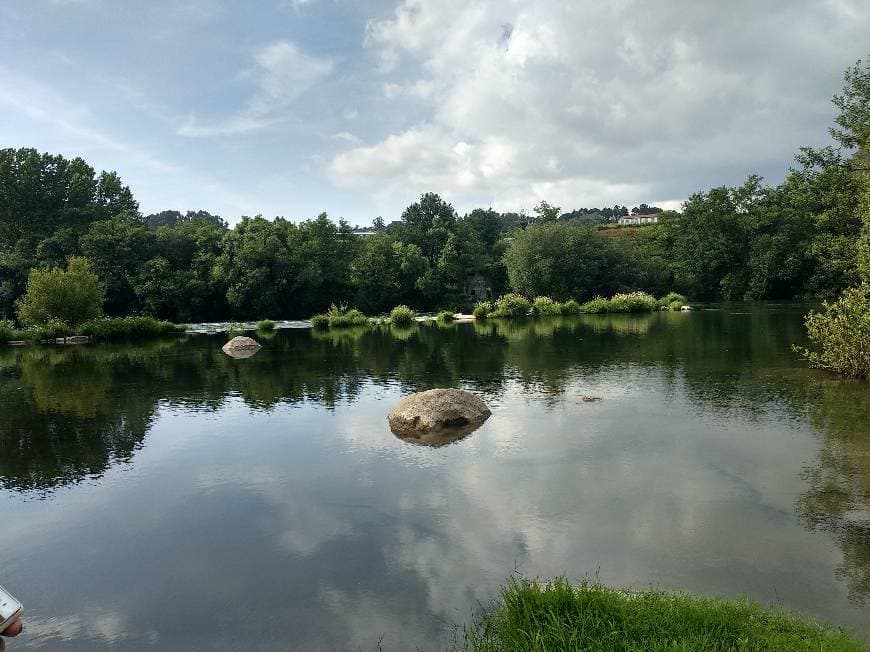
[1,0,868,226]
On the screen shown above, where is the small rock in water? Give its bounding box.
[581,395,602,402]
[222,336,261,359]
[388,388,491,446]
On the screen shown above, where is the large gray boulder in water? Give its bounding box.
[222,335,261,359]
[388,388,491,445]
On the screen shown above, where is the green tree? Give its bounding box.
[80,214,156,314]
[831,55,870,153]
[211,216,298,318]
[532,200,561,223]
[859,174,870,283]
[16,256,105,327]
[391,193,485,308]
[661,178,762,300]
[503,222,626,300]
[351,233,401,313]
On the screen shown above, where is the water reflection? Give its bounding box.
[795,377,870,604]
[1,306,869,649]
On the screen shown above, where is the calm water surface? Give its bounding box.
[1,305,869,650]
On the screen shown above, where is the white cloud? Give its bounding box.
[178,40,334,137]
[331,0,870,212]
[332,131,363,144]
[279,0,314,11]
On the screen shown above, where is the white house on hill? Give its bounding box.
[617,214,659,226]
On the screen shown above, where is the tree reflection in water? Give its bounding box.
[0,307,868,607]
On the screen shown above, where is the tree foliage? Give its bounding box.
[795,284,870,378]
[16,257,105,327]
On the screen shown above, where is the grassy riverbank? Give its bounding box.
[456,578,867,651]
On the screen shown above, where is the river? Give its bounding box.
[1,304,868,649]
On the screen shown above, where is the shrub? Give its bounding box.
[580,296,610,313]
[531,296,561,316]
[310,313,329,329]
[490,293,531,318]
[256,319,276,331]
[659,291,688,307]
[79,316,179,340]
[472,301,494,319]
[795,284,870,378]
[389,304,416,326]
[436,310,455,322]
[608,291,658,313]
[558,299,581,315]
[669,300,683,311]
[16,256,105,327]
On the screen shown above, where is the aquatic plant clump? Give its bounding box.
[659,291,688,308]
[459,578,866,651]
[310,305,370,329]
[389,304,416,326]
[558,299,581,315]
[608,291,659,313]
[490,293,532,318]
[328,309,368,329]
[795,283,870,378]
[436,310,455,322]
[581,292,660,314]
[579,296,610,313]
[472,301,494,319]
[531,296,561,316]
[77,316,181,340]
[256,319,276,331]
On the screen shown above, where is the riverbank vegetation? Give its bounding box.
[795,284,870,378]
[0,315,181,344]
[456,578,866,651]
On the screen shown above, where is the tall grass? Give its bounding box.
[608,291,658,312]
[436,310,455,322]
[581,292,659,314]
[80,316,182,340]
[490,293,532,318]
[658,291,688,307]
[531,296,561,316]
[1,316,182,343]
[459,577,865,651]
[472,301,494,319]
[310,304,370,329]
[389,304,416,326]
[256,319,276,331]
[579,296,610,313]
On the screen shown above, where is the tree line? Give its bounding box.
[1,57,866,324]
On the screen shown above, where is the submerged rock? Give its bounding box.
[222,336,261,359]
[388,388,491,446]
